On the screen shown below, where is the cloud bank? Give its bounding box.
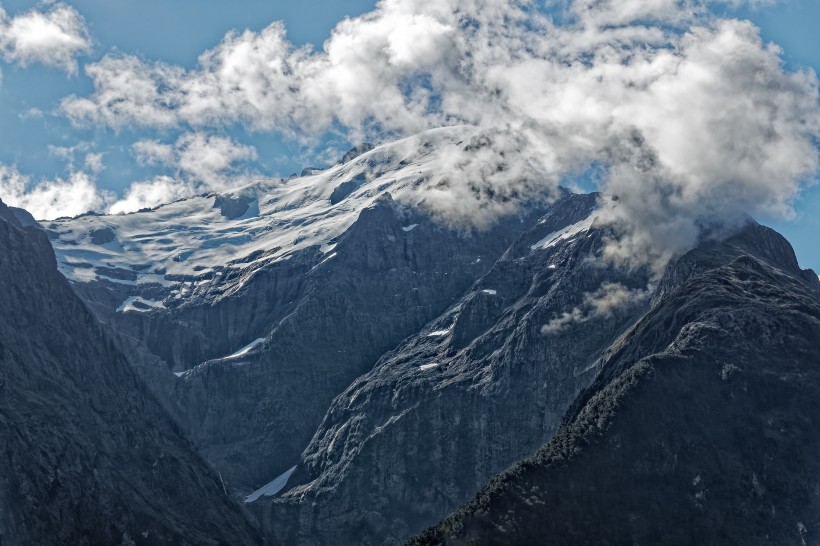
[0,131,258,218]
[5,0,820,269]
[0,3,92,73]
[0,165,111,220]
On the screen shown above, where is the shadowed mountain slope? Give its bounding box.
[411,224,820,546]
[0,200,263,546]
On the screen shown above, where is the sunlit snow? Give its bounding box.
[48,127,486,311]
[222,338,266,359]
[530,216,596,252]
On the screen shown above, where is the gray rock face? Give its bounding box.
[330,172,367,204]
[214,194,257,220]
[61,190,552,495]
[252,192,655,544]
[8,206,39,228]
[89,227,116,245]
[411,224,820,546]
[173,194,551,490]
[0,199,262,546]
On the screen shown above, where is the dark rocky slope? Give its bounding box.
[411,224,820,546]
[253,193,657,544]
[173,194,550,491]
[0,200,263,546]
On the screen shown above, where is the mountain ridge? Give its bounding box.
[410,223,820,546]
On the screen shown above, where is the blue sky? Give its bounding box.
[0,0,818,271]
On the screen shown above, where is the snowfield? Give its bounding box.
[47,127,491,311]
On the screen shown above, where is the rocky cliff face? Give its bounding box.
[410,224,820,546]
[169,193,548,490]
[0,200,262,546]
[251,192,657,544]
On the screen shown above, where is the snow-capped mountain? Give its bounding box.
[9,130,818,546]
[47,126,522,316]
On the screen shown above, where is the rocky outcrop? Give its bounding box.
[214,194,257,220]
[411,225,820,546]
[0,199,263,546]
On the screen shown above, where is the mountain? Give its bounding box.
[0,199,262,545]
[410,224,820,545]
[42,128,558,493]
[251,191,655,545]
[31,131,820,545]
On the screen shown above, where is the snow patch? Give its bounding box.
[402,224,419,232]
[481,289,497,295]
[223,338,266,359]
[116,296,166,313]
[245,466,298,503]
[419,363,440,371]
[317,252,337,267]
[427,329,451,337]
[530,216,596,252]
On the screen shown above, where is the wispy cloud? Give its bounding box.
[120,132,259,213]
[542,282,650,334]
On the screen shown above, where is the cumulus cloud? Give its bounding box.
[54,0,820,267]
[107,132,259,214]
[0,165,113,220]
[0,3,92,73]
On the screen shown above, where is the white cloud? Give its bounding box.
[0,165,113,220]
[0,3,92,73]
[133,132,257,189]
[2,131,258,219]
[47,142,105,174]
[54,0,820,268]
[105,132,259,214]
[108,176,194,215]
[83,152,105,174]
